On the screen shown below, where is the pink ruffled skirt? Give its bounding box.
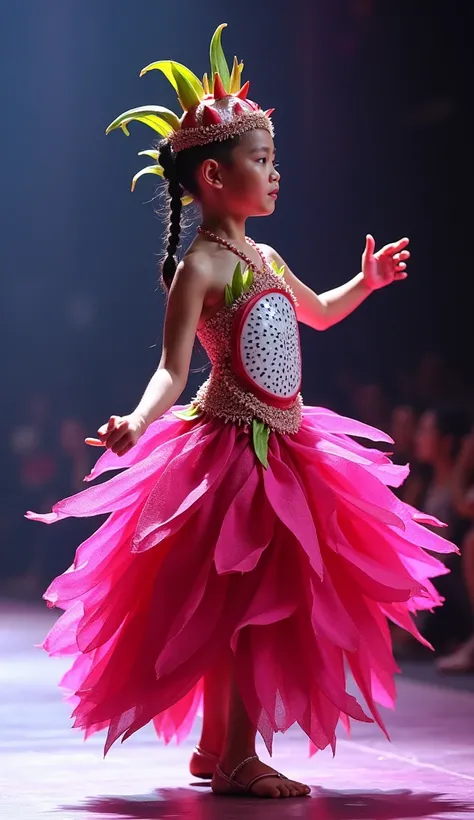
[26,405,455,756]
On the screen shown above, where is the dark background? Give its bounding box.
[0,1,473,588]
[2,0,472,420]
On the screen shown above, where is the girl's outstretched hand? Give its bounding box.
[85,413,147,457]
[362,235,410,291]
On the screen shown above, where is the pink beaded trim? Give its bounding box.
[193,375,303,434]
[168,112,274,153]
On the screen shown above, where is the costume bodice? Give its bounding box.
[193,263,303,434]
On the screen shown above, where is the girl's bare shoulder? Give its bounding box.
[173,246,214,291]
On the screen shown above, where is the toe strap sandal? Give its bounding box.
[212,755,285,796]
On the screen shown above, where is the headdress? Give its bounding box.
[105,24,274,199]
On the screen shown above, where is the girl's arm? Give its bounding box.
[132,256,211,427]
[86,256,211,454]
[260,235,410,331]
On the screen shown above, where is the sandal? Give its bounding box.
[211,755,288,797]
[189,744,219,780]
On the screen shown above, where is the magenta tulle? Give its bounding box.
[27,405,456,757]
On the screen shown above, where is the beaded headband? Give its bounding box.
[105,24,274,201]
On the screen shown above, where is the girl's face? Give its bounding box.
[199,129,280,217]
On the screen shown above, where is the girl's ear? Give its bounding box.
[200,159,224,191]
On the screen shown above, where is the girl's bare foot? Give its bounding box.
[212,754,311,798]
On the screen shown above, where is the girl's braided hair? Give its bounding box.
[157,136,240,290]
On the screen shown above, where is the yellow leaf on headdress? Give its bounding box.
[181,194,194,206]
[140,60,204,109]
[106,106,181,137]
[133,116,173,136]
[131,164,164,192]
[171,64,202,111]
[209,24,230,92]
[202,73,210,95]
[229,56,244,93]
[138,149,160,160]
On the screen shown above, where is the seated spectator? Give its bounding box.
[351,382,391,433]
[414,406,473,654]
[390,404,428,506]
[415,406,471,543]
[437,431,474,672]
[414,351,448,407]
[391,404,417,464]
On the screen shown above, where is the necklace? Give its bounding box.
[197,226,267,274]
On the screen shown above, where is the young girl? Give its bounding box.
[27,24,456,800]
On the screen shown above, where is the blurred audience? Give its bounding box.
[415,406,472,544]
[412,406,473,656]
[390,404,427,506]
[351,382,391,432]
[436,431,474,672]
[391,404,418,465]
[2,352,474,676]
[1,395,95,597]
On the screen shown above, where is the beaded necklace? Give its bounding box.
[197,226,267,274]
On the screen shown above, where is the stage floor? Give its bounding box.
[1,601,474,820]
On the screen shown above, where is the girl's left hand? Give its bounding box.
[362,235,410,291]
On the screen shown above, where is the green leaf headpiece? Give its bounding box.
[105,24,275,201]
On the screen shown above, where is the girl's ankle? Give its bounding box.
[220,748,257,768]
[197,732,225,757]
[195,742,220,759]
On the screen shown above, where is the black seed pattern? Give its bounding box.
[239,293,301,396]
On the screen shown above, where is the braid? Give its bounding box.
[158,141,182,290]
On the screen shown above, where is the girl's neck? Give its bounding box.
[199,214,247,244]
